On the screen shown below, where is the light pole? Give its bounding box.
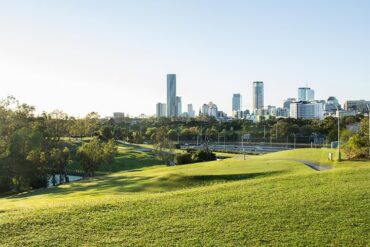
[367,105,370,158]
[293,133,296,149]
[241,132,245,160]
[337,107,341,161]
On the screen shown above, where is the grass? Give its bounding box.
[0,146,369,246]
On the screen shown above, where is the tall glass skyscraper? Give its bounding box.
[253,81,264,110]
[232,93,242,112]
[176,96,182,116]
[167,74,177,117]
[298,87,315,101]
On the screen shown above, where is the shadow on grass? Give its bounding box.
[8,171,282,199]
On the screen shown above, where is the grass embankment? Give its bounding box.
[0,146,369,246]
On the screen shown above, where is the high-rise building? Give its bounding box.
[156,103,166,117]
[324,96,341,113]
[298,87,315,101]
[232,94,242,112]
[344,100,370,113]
[253,81,264,111]
[290,101,323,120]
[201,104,209,116]
[113,112,125,123]
[166,74,177,117]
[187,104,195,117]
[209,102,218,117]
[283,98,296,111]
[176,96,182,116]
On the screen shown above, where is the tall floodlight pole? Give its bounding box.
[367,105,370,158]
[337,107,341,161]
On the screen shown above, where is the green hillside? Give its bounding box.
[0,146,369,246]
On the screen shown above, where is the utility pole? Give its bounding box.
[337,107,341,161]
[367,105,370,158]
[275,125,278,143]
[242,132,245,160]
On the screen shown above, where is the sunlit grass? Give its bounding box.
[0,148,369,246]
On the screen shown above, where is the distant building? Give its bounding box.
[253,81,264,111]
[298,87,315,101]
[276,107,289,118]
[167,74,177,117]
[344,100,370,114]
[187,104,195,118]
[290,101,323,120]
[336,109,357,118]
[176,96,182,116]
[113,112,125,123]
[233,110,250,119]
[201,102,218,117]
[283,98,296,111]
[156,103,166,117]
[209,102,218,117]
[201,104,210,116]
[324,96,341,113]
[232,93,242,112]
[267,105,277,116]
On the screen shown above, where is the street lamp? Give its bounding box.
[337,106,341,161]
[367,104,370,158]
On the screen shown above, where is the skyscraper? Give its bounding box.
[156,103,166,117]
[232,94,242,112]
[187,104,195,117]
[298,87,315,101]
[176,96,182,116]
[253,81,264,111]
[167,74,177,117]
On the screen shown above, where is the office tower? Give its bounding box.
[298,87,315,101]
[202,104,210,116]
[167,74,177,117]
[176,96,182,116]
[324,96,341,113]
[187,104,195,117]
[344,100,370,113]
[113,112,125,123]
[253,81,264,110]
[232,94,242,112]
[283,98,296,111]
[290,101,323,120]
[208,102,218,117]
[156,103,166,117]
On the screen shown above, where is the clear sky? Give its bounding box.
[1,0,369,117]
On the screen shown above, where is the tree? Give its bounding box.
[103,139,118,173]
[76,137,117,176]
[153,127,174,165]
[76,137,104,177]
[343,134,369,160]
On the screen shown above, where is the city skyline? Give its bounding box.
[1,1,370,117]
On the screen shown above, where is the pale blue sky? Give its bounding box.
[0,0,369,117]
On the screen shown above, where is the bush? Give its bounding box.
[175,153,193,165]
[343,134,369,160]
[191,150,216,162]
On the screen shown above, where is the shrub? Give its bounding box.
[191,150,216,162]
[175,153,193,165]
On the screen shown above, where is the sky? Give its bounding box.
[0,0,369,117]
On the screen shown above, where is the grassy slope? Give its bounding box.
[0,147,369,246]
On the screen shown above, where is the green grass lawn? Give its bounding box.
[0,148,369,246]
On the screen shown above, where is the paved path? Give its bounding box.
[279,158,332,171]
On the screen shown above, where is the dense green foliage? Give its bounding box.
[0,97,116,194]
[0,147,369,246]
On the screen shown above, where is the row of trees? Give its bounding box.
[100,114,365,146]
[0,97,117,194]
